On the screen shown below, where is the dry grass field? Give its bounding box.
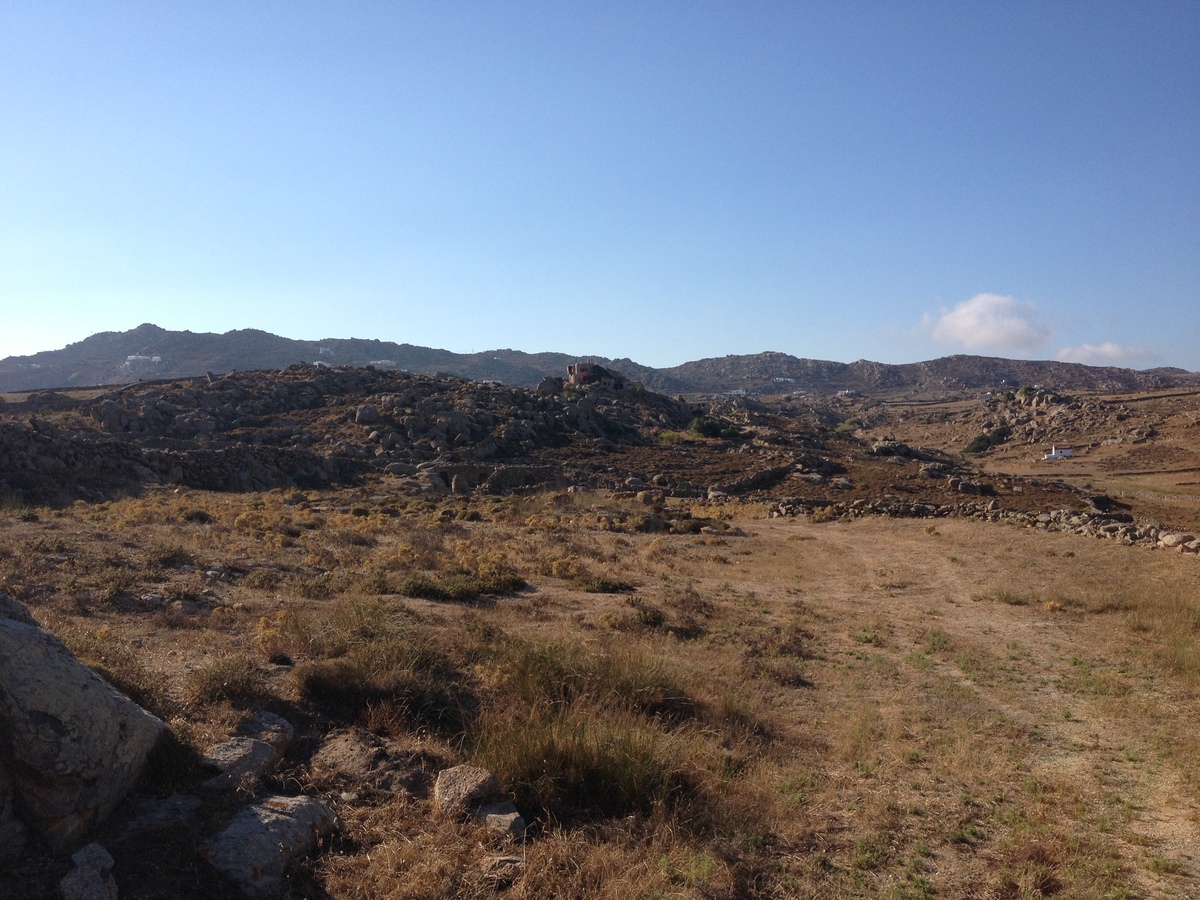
[1,481,1197,899]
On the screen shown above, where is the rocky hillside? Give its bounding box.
[635,352,1198,396]
[0,324,591,393]
[2,360,1111,537]
[0,365,698,504]
[2,325,1196,397]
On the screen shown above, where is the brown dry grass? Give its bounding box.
[0,482,1197,899]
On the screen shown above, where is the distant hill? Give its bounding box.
[0,324,591,393]
[1,324,1196,396]
[633,352,1199,396]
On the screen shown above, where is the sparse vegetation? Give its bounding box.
[2,375,1199,899]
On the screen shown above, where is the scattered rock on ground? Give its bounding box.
[58,842,117,900]
[433,766,501,816]
[475,801,526,840]
[200,795,335,897]
[200,737,281,792]
[1159,533,1195,549]
[239,710,294,755]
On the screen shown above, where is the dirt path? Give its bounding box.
[728,515,1200,896]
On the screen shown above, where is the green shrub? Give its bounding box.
[240,569,282,591]
[291,574,336,600]
[582,577,635,594]
[689,416,739,439]
[627,596,666,629]
[145,543,196,569]
[964,426,1011,454]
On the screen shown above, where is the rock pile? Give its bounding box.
[0,419,156,503]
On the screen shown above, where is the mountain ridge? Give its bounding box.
[1,323,1195,396]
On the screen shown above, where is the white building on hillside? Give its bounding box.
[1043,445,1074,461]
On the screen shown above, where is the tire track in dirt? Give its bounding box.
[747,516,1200,895]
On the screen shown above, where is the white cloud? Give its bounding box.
[928,294,1052,354]
[1056,342,1156,367]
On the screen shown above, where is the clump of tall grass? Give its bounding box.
[472,702,701,823]
[292,640,468,731]
[582,577,635,593]
[394,570,526,601]
[465,638,739,826]
[488,639,695,722]
[268,596,470,730]
[1060,584,1200,686]
[144,542,196,569]
[1124,587,1200,684]
[185,656,272,710]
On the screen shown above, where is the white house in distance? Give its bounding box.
[1043,445,1074,461]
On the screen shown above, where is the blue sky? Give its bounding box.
[2,2,1197,369]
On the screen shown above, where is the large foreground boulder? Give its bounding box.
[0,595,165,855]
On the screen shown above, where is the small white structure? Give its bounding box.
[1043,445,1074,461]
[124,355,162,368]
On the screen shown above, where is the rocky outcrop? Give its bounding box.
[0,748,27,865]
[1,364,701,502]
[0,596,165,854]
[710,460,796,495]
[0,420,153,504]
